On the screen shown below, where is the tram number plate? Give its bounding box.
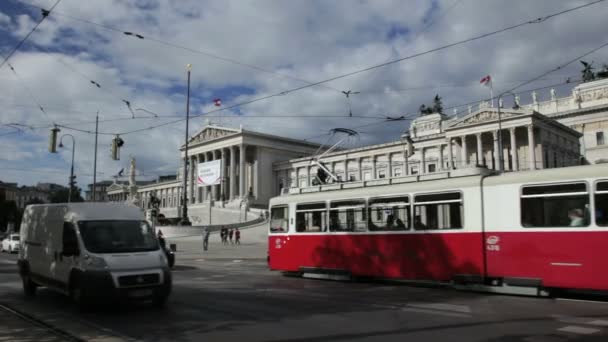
[487,245,500,251]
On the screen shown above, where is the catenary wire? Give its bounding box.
[8,0,603,137]
[0,0,62,70]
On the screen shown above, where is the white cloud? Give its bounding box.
[0,0,607,187]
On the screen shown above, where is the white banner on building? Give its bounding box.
[197,160,221,187]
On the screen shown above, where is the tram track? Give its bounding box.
[0,302,86,342]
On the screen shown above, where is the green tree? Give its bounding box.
[49,187,84,203]
[0,200,22,232]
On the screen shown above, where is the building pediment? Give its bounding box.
[107,183,126,192]
[187,125,240,145]
[448,109,526,128]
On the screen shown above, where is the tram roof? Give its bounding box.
[270,164,608,206]
[271,168,490,205]
[483,163,608,186]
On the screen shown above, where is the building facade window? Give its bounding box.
[393,168,402,177]
[428,164,436,173]
[597,131,605,146]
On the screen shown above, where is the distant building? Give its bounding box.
[0,181,66,209]
[107,78,608,223]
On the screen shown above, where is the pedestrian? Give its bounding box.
[235,228,241,245]
[203,229,210,251]
[157,229,166,250]
[229,229,234,244]
[222,227,228,245]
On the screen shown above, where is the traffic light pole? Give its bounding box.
[92,112,99,202]
[180,65,192,226]
[59,134,76,203]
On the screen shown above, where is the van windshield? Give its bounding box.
[78,220,159,253]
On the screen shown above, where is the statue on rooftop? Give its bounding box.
[581,60,595,82]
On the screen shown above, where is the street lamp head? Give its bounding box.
[58,142,64,148]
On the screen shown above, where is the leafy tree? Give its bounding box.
[49,187,84,203]
[0,200,22,232]
[25,197,44,205]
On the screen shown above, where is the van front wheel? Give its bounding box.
[22,274,37,297]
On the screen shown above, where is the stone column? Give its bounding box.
[388,153,393,178]
[476,133,483,166]
[229,146,236,200]
[448,138,454,170]
[195,154,200,203]
[189,156,195,204]
[493,130,500,170]
[239,144,246,197]
[371,156,377,179]
[220,149,226,202]
[211,151,218,201]
[357,158,363,181]
[509,127,518,171]
[404,151,409,176]
[461,136,468,167]
[438,145,444,170]
[420,147,426,174]
[201,153,207,202]
[528,125,536,170]
[306,165,311,186]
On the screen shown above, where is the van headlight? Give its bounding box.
[84,254,108,270]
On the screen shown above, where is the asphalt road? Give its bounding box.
[1,251,608,342]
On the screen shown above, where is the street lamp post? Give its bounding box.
[180,64,192,226]
[59,134,76,203]
[496,91,519,173]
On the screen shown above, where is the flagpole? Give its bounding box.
[490,79,494,108]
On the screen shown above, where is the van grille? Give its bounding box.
[118,273,160,287]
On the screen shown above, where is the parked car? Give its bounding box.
[18,203,172,307]
[1,234,20,253]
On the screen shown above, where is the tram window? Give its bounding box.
[329,200,366,232]
[295,203,327,233]
[595,181,608,226]
[413,192,463,230]
[368,196,410,231]
[521,183,589,228]
[270,206,289,233]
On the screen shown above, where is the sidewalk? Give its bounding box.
[167,236,267,261]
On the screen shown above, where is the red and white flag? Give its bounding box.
[213,98,222,107]
[480,75,492,87]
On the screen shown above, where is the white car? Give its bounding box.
[1,234,20,253]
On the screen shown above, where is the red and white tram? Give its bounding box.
[268,164,608,294]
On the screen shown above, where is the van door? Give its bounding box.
[53,222,79,292]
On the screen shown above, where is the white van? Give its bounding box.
[18,203,171,307]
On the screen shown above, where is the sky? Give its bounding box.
[0,0,607,190]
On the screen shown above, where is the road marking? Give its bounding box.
[407,303,472,313]
[557,326,600,335]
[401,307,471,318]
[586,320,608,326]
[0,259,16,265]
[232,259,243,263]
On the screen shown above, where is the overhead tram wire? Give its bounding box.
[4,61,51,123]
[17,1,342,94]
[32,44,147,119]
[17,76,587,137]
[9,1,605,138]
[0,0,62,70]
[107,0,606,136]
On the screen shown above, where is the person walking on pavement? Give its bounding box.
[235,228,241,245]
[203,229,210,251]
[229,229,234,245]
[157,229,166,250]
